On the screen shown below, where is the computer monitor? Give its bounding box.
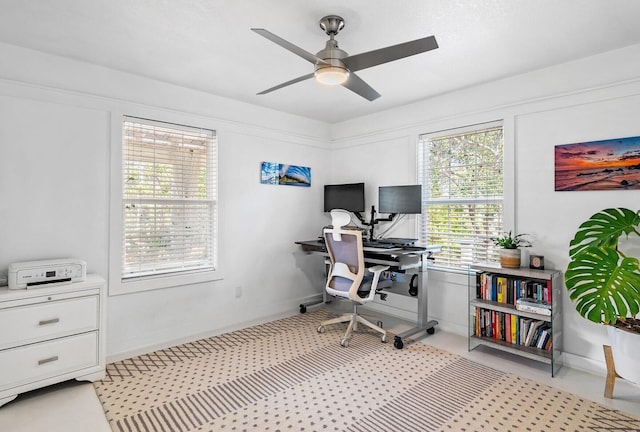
[378,185,422,214]
[323,182,365,213]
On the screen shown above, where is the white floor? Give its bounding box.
[1,308,638,432]
[0,380,111,432]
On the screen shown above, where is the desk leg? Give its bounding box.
[393,256,438,349]
[299,258,332,313]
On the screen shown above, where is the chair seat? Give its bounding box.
[357,276,392,298]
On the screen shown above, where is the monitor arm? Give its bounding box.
[355,206,396,240]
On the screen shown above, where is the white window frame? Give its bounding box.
[109,112,221,295]
[417,120,511,272]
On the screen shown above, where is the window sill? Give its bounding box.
[108,269,223,296]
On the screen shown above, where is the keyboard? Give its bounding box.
[377,237,417,246]
[362,241,397,249]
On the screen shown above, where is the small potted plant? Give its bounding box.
[565,208,640,386]
[491,231,532,268]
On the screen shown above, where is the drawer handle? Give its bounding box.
[38,356,59,366]
[38,318,60,326]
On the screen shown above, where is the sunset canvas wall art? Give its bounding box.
[554,136,640,191]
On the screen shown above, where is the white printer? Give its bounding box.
[8,258,86,289]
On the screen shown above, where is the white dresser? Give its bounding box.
[0,274,105,407]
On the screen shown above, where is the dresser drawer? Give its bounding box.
[0,295,98,350]
[0,332,98,391]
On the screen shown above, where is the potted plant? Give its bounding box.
[491,231,532,268]
[565,207,640,385]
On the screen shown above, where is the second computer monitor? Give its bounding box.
[378,185,422,214]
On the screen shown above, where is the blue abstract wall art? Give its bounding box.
[261,162,311,187]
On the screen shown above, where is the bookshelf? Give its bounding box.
[468,263,562,376]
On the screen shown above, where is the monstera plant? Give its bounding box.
[565,207,640,328]
[565,207,640,386]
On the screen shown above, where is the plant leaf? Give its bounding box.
[565,245,640,324]
[569,208,640,258]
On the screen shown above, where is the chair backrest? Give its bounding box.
[323,210,365,301]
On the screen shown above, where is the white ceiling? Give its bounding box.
[2,0,640,123]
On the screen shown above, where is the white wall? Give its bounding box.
[516,93,640,366]
[3,39,640,373]
[330,43,640,375]
[0,43,331,360]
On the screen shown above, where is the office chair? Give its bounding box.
[317,209,391,347]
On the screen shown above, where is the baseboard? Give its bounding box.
[562,351,607,378]
[429,317,468,337]
[106,297,322,363]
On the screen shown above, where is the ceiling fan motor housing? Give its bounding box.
[314,36,349,84]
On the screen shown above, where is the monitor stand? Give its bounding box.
[354,205,396,240]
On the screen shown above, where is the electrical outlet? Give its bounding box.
[234,286,242,298]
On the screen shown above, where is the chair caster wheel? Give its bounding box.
[377,320,383,328]
[381,334,388,343]
[299,304,307,313]
[427,327,435,335]
[317,326,325,334]
[340,338,349,347]
[394,336,404,349]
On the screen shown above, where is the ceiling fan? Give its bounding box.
[251,15,438,101]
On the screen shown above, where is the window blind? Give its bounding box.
[418,123,504,270]
[122,117,217,280]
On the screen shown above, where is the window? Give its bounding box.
[418,122,504,270]
[120,116,217,282]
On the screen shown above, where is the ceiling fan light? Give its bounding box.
[315,66,349,85]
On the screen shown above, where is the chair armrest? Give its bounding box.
[356,265,390,302]
[368,265,390,293]
[368,265,389,275]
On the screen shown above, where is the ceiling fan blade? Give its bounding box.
[251,28,327,65]
[341,72,381,101]
[257,73,315,95]
[343,35,438,72]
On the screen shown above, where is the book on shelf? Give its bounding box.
[505,312,511,343]
[536,328,550,349]
[515,298,551,316]
[544,334,552,350]
[525,321,546,346]
[497,276,506,303]
[520,318,530,344]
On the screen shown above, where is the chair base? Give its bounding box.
[318,304,388,347]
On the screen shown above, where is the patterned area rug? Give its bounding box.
[94,310,640,432]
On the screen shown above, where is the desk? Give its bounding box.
[295,240,441,349]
